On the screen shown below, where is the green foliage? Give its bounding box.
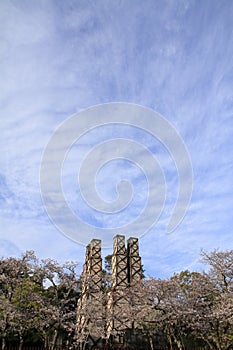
[0,252,80,349]
[104,254,112,274]
[1,248,233,350]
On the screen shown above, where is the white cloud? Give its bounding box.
[1,0,233,277]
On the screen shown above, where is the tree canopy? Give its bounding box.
[0,249,233,350]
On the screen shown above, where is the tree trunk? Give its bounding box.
[43,332,49,349]
[18,333,24,350]
[173,336,183,350]
[2,317,8,350]
[1,334,6,350]
[167,334,173,350]
[50,329,58,350]
[149,334,154,350]
[80,340,87,350]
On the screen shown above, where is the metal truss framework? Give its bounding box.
[76,235,142,342]
[76,239,104,343]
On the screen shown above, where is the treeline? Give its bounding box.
[0,251,80,350]
[137,249,233,350]
[0,249,233,350]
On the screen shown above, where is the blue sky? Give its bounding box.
[1,0,233,278]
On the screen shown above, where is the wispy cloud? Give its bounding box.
[1,0,233,277]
